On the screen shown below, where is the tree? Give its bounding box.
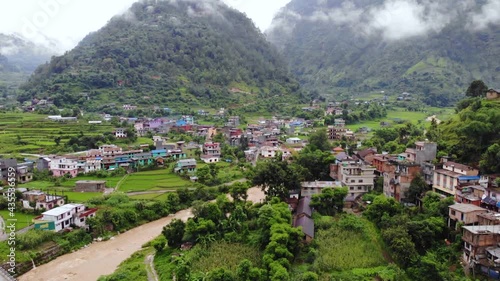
[162,219,185,248]
[295,148,336,180]
[307,129,331,152]
[480,143,500,174]
[310,187,348,216]
[364,195,402,226]
[406,174,429,203]
[466,80,488,97]
[230,182,249,202]
[252,158,305,200]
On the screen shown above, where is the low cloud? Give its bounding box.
[470,0,500,30]
[269,0,499,41]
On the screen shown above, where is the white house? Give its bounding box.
[84,159,102,173]
[114,128,128,138]
[34,204,88,232]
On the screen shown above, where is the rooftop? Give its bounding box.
[294,216,314,238]
[463,225,500,234]
[449,203,486,213]
[42,203,85,217]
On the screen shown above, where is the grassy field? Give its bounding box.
[0,211,37,230]
[187,241,262,273]
[128,192,172,201]
[118,170,190,192]
[313,215,387,272]
[346,107,454,132]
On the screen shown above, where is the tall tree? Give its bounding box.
[466,80,488,97]
[308,129,331,152]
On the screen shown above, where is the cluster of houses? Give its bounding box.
[446,173,500,279]
[32,143,196,177]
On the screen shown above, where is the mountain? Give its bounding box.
[267,0,500,106]
[0,33,54,88]
[18,0,302,111]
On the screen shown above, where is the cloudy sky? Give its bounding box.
[0,0,290,53]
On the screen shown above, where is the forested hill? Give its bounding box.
[18,0,302,110]
[266,0,500,106]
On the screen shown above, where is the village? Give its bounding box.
[0,89,499,280]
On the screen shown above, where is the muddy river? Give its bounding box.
[19,187,265,281]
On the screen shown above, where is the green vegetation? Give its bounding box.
[18,0,303,112]
[0,112,116,154]
[436,98,500,170]
[267,0,499,106]
[0,211,36,230]
[313,215,387,273]
[98,248,151,281]
[188,242,262,273]
[118,170,190,192]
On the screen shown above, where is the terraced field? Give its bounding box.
[0,112,115,154]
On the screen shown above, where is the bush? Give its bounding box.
[153,238,166,252]
[17,230,56,250]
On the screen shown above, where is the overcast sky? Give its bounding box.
[0,0,290,53]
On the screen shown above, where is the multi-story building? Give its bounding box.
[333,160,376,200]
[433,160,480,196]
[21,190,65,210]
[383,160,421,202]
[201,142,221,163]
[34,203,97,232]
[114,128,127,138]
[448,203,487,228]
[462,225,500,270]
[84,159,102,174]
[49,158,78,178]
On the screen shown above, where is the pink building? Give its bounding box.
[50,158,78,178]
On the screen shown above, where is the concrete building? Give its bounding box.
[49,158,78,178]
[174,159,197,173]
[333,160,376,200]
[34,203,95,232]
[75,180,106,192]
[448,203,487,228]
[201,142,221,163]
[433,161,480,196]
[21,190,65,210]
[383,161,421,202]
[114,128,128,138]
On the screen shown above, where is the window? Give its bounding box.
[358,186,362,190]
[351,180,355,183]
[350,187,354,190]
[80,218,84,222]
[358,179,363,183]
[451,210,456,216]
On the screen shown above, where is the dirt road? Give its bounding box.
[19,187,265,281]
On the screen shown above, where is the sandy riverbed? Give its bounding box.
[19,187,265,281]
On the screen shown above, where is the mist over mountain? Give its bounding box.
[267,0,500,106]
[0,33,54,87]
[18,0,301,110]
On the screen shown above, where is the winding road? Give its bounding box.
[18,187,265,281]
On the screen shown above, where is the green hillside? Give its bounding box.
[267,0,500,106]
[18,0,302,111]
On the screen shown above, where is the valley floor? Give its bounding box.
[17,187,266,281]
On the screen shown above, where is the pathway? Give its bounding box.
[145,254,159,281]
[18,187,266,281]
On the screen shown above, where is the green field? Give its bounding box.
[313,215,387,273]
[128,192,172,201]
[0,211,37,230]
[0,112,117,154]
[118,170,190,192]
[0,112,153,155]
[346,107,454,132]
